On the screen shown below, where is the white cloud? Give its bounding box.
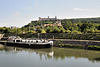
[74,8,88,11]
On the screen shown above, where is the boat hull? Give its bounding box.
[7,42,52,48]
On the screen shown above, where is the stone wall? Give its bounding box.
[19,33,100,40]
[52,39,100,47]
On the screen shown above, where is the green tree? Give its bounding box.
[63,20,72,30]
[51,27,60,33]
[66,29,71,33]
[59,26,66,33]
[36,27,42,33]
[41,29,46,33]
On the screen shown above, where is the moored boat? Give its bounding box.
[7,36,53,48]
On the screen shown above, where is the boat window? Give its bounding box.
[16,40,21,42]
[13,40,15,42]
[42,40,45,43]
[31,41,33,43]
[36,41,38,43]
[20,40,22,42]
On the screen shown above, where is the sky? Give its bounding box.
[0,0,100,27]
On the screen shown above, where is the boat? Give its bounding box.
[7,36,53,48]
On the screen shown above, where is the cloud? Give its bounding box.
[74,8,88,11]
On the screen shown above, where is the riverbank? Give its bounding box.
[50,39,100,50]
[0,44,4,50]
[1,33,100,50]
[3,33,100,40]
[0,39,100,50]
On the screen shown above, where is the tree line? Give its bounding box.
[1,17,100,34]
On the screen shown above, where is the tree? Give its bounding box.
[36,27,42,33]
[71,24,79,31]
[17,28,22,34]
[80,22,97,33]
[66,29,71,33]
[41,29,46,33]
[63,20,72,30]
[4,28,10,33]
[51,27,60,33]
[59,27,66,33]
[46,27,51,33]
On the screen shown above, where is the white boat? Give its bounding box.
[7,36,53,48]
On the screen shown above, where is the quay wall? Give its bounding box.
[52,39,100,47]
[3,33,100,40]
[17,33,100,41]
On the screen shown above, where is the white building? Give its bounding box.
[39,16,57,21]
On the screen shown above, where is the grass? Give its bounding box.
[59,44,83,49]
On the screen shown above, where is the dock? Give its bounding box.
[0,41,7,45]
[49,39,100,47]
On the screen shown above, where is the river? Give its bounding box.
[0,45,100,67]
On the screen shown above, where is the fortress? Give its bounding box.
[39,16,57,21]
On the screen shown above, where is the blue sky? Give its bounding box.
[0,0,100,27]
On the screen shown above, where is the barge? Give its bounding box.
[7,36,53,48]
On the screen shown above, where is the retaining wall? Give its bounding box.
[52,39,100,47]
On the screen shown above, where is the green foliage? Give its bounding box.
[58,44,83,49]
[45,26,53,33]
[63,20,72,30]
[56,41,61,45]
[18,18,100,33]
[30,30,36,33]
[60,26,66,33]
[51,27,61,33]
[1,17,100,34]
[41,29,46,33]
[36,27,42,33]
[71,30,81,34]
[66,30,71,33]
[88,45,100,50]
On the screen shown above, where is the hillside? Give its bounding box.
[1,17,100,34]
[23,17,100,28]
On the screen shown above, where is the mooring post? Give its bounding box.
[53,36,54,39]
[38,33,40,39]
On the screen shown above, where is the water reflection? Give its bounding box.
[0,44,100,62]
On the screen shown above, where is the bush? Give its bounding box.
[66,30,71,33]
[88,45,100,50]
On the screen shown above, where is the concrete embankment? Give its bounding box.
[1,39,100,50]
[0,41,7,45]
[49,39,100,47]
[1,39,100,47]
[0,34,4,39]
[0,44,3,47]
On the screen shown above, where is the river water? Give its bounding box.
[0,45,100,67]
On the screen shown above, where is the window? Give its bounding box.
[36,41,38,43]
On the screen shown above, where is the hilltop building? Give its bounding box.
[39,16,57,21]
[44,21,62,27]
